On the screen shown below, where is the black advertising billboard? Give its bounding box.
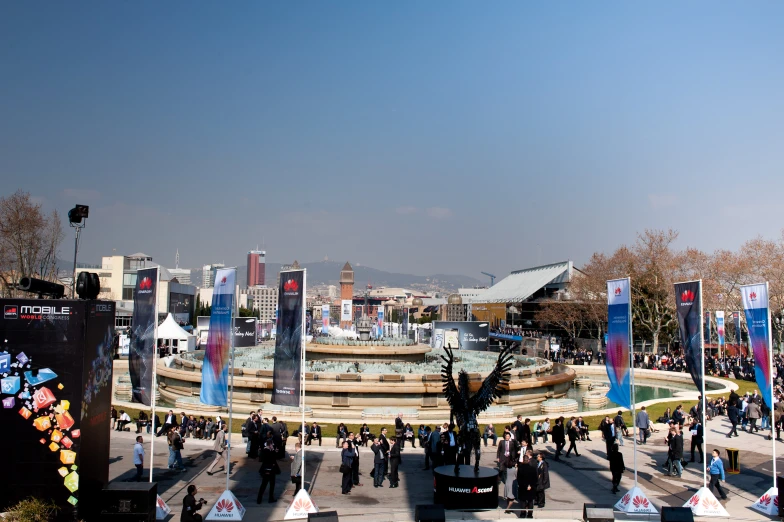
[0,299,115,521]
[674,281,704,393]
[130,267,157,405]
[271,270,304,406]
[432,321,490,351]
[234,317,257,347]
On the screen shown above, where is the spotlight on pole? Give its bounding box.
[18,277,66,299]
[68,205,89,298]
[75,271,100,300]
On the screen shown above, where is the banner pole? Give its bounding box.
[767,282,776,488]
[149,266,160,483]
[699,280,707,490]
[301,269,307,494]
[628,277,637,487]
[226,268,237,492]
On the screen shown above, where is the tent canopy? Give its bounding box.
[158,313,195,340]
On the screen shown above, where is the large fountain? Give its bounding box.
[153,332,576,421]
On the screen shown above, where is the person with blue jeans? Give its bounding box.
[707,449,728,500]
[370,437,386,488]
[167,426,185,471]
[133,436,145,482]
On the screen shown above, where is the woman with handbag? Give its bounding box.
[257,440,278,504]
[340,441,354,494]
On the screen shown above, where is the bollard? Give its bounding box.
[726,448,740,474]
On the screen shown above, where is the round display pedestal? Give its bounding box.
[433,465,499,509]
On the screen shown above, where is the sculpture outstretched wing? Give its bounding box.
[469,348,514,415]
[441,344,460,408]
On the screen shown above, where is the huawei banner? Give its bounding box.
[377,308,384,338]
[272,270,305,407]
[200,268,235,406]
[716,311,725,347]
[704,311,711,344]
[674,281,704,393]
[741,283,773,409]
[733,311,742,347]
[130,267,158,405]
[341,299,352,323]
[605,278,632,409]
[322,304,330,334]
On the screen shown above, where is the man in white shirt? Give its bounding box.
[133,436,145,482]
[116,410,131,432]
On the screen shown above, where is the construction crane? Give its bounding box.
[481,271,496,286]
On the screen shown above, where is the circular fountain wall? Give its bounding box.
[155,341,576,421]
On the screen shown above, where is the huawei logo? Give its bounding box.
[139,277,152,290]
[284,279,299,293]
[750,291,757,301]
[632,496,649,508]
[614,287,622,296]
[215,499,234,513]
[759,493,772,506]
[702,497,720,509]
[292,498,312,511]
[681,290,695,302]
[219,276,227,286]
[621,494,630,506]
[688,495,700,506]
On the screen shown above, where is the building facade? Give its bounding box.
[339,262,354,328]
[202,263,225,288]
[244,286,278,323]
[246,250,266,287]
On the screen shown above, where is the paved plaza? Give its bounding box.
[109,414,781,521]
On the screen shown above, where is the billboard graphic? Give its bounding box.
[704,311,711,344]
[200,268,235,406]
[130,267,158,405]
[377,308,384,339]
[322,304,330,334]
[432,321,489,351]
[272,270,305,407]
[674,281,704,394]
[741,284,773,409]
[605,278,632,409]
[716,311,725,347]
[0,299,115,520]
[234,317,257,348]
[341,300,352,323]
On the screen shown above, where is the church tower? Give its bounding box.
[339,262,354,327]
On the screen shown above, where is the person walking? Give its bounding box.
[257,440,278,503]
[613,411,626,446]
[340,441,354,495]
[551,417,565,462]
[689,418,704,463]
[371,437,386,488]
[565,421,580,458]
[497,432,518,511]
[516,451,537,518]
[133,436,145,482]
[746,399,761,433]
[206,422,228,475]
[290,443,303,495]
[636,406,650,444]
[535,453,550,508]
[609,441,625,493]
[388,437,401,488]
[707,449,728,500]
[726,401,740,438]
[168,426,186,471]
[668,428,684,477]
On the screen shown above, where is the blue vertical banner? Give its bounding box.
[733,311,742,348]
[200,268,235,406]
[605,278,632,409]
[377,308,385,339]
[716,311,725,348]
[741,283,773,409]
[321,304,330,334]
[704,311,711,345]
[130,267,158,406]
[674,281,704,394]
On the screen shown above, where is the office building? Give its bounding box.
[247,250,266,287]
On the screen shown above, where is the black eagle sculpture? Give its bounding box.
[441,343,514,474]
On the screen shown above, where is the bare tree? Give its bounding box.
[0,190,64,297]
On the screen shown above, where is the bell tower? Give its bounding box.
[339,262,354,327]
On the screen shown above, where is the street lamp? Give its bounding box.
[67,205,89,298]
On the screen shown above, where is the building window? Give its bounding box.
[122,288,135,300]
[115,316,132,328]
[123,273,137,286]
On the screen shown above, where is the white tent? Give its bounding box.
[158,314,196,353]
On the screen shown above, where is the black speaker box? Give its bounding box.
[309,511,339,521]
[583,503,614,522]
[416,503,446,522]
[660,506,694,522]
[778,475,784,518]
[101,482,156,522]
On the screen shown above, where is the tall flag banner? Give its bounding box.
[377,308,385,339]
[741,284,773,409]
[403,307,409,340]
[674,281,704,394]
[340,300,352,323]
[605,278,632,409]
[716,311,725,347]
[733,311,742,348]
[200,268,235,406]
[321,304,330,334]
[130,267,158,405]
[704,311,711,344]
[272,270,304,407]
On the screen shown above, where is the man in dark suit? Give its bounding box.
[443,424,458,466]
[551,417,566,461]
[727,401,740,438]
[496,432,518,483]
[347,432,362,487]
[307,422,322,446]
[370,437,385,487]
[690,418,704,463]
[158,410,176,437]
[379,427,391,476]
[513,415,525,444]
[388,437,401,488]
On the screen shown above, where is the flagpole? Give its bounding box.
[625,277,637,487]
[149,267,160,483]
[225,268,238,491]
[767,282,776,488]
[301,269,307,494]
[699,280,707,489]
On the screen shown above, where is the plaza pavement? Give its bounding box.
[108,415,782,521]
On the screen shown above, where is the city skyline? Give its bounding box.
[3,2,783,276]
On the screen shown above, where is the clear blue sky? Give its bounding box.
[2,2,782,277]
